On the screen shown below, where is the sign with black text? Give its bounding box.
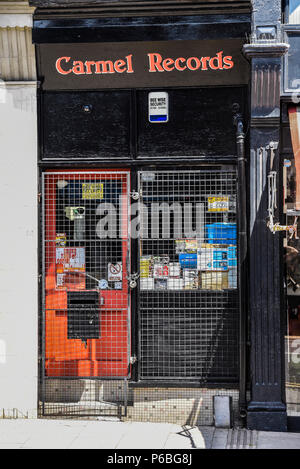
[148,92,169,123]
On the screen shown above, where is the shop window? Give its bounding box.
[286,0,300,24]
[284,105,300,416]
[284,160,300,416]
[283,31,300,92]
[283,1,300,94]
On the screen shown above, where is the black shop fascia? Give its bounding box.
[33,13,250,165]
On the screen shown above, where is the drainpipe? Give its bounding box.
[233,104,248,422]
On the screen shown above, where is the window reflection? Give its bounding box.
[285,156,300,415]
[289,0,300,24]
[286,33,300,89]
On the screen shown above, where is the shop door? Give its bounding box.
[137,169,239,383]
[41,171,131,415]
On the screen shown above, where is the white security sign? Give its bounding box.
[148,91,169,123]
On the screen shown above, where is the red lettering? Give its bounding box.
[209,51,224,70]
[201,57,210,71]
[174,57,187,71]
[72,61,85,75]
[85,61,97,75]
[55,57,72,75]
[186,57,201,71]
[114,59,126,73]
[126,55,134,73]
[148,53,164,72]
[223,55,234,69]
[95,60,114,74]
[162,58,175,72]
[55,51,234,78]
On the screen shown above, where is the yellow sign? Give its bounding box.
[208,196,229,212]
[82,183,104,200]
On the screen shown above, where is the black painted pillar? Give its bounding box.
[244,12,289,429]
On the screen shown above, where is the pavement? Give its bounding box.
[0,419,300,449]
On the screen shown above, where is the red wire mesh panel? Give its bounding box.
[41,171,130,416]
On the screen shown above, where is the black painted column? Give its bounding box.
[244,39,289,431]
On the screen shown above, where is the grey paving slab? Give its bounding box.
[0,421,33,444]
[22,427,87,449]
[0,431,29,445]
[188,426,207,449]
[0,443,26,449]
[0,420,300,449]
[257,431,300,450]
[0,419,86,449]
[210,429,229,449]
[116,422,177,449]
[68,421,129,449]
[199,426,215,449]
[164,425,198,449]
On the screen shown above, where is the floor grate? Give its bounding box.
[226,429,258,449]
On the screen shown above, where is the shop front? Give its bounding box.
[283,104,300,428]
[33,7,251,424]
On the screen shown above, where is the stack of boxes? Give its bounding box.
[198,223,237,290]
[140,256,155,290]
[140,223,237,291]
[227,245,237,289]
[197,243,229,290]
[177,239,199,290]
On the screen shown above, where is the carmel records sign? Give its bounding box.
[38,39,249,90]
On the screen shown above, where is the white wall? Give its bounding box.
[0,81,38,417]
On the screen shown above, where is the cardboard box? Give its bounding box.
[185,239,198,253]
[153,263,169,279]
[140,256,153,278]
[175,239,186,253]
[227,246,237,267]
[179,253,197,269]
[169,263,181,278]
[183,269,199,289]
[167,278,184,290]
[197,244,228,271]
[175,239,198,253]
[228,268,237,289]
[201,271,228,290]
[154,279,168,290]
[140,278,155,290]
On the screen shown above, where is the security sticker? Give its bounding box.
[208,196,229,212]
[82,183,104,200]
[108,262,123,282]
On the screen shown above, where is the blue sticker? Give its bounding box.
[99,279,108,289]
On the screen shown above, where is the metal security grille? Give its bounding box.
[40,171,130,417]
[138,169,239,382]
